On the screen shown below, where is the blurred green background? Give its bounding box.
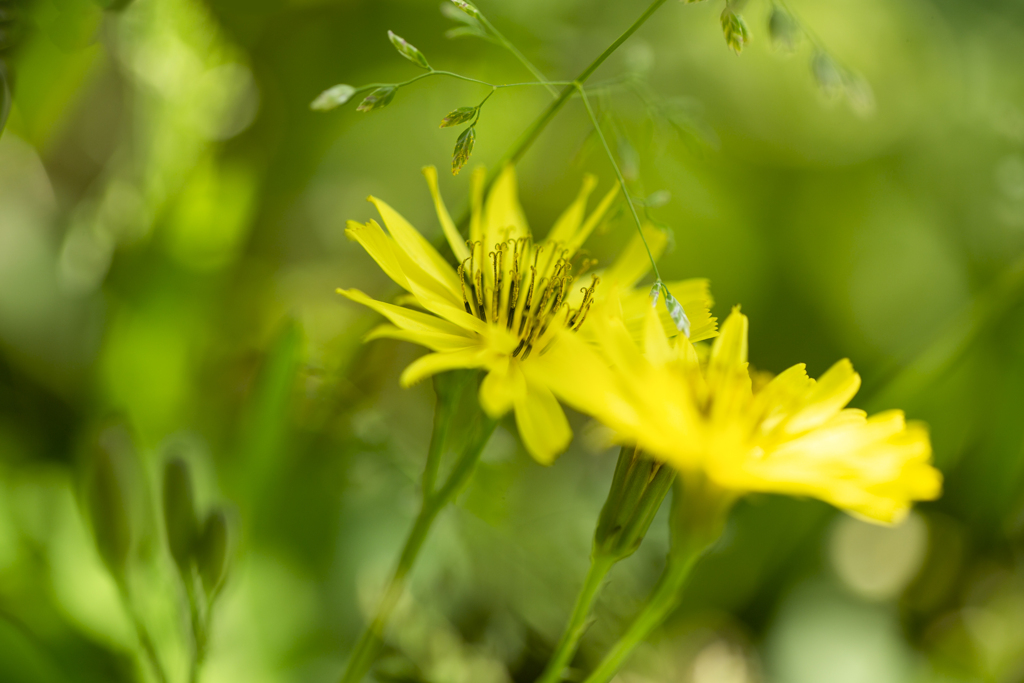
[2,0,1024,681]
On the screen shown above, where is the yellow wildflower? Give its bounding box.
[338,165,714,464]
[554,303,942,523]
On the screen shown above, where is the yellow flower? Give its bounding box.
[557,304,942,524]
[338,165,715,464]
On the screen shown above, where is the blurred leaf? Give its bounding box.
[357,86,397,112]
[440,106,477,128]
[452,125,475,175]
[768,4,800,51]
[843,71,876,116]
[84,426,137,581]
[811,50,843,97]
[310,84,356,111]
[162,457,198,575]
[721,9,750,54]
[387,31,430,70]
[197,509,231,595]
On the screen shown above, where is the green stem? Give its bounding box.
[184,574,208,683]
[476,14,559,98]
[117,581,169,683]
[576,84,661,282]
[339,406,497,683]
[535,552,617,683]
[487,0,671,182]
[579,548,702,683]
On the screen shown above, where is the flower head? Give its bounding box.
[338,165,715,464]
[560,304,942,523]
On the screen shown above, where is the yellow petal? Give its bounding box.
[369,195,461,299]
[483,165,530,249]
[601,224,668,290]
[478,357,526,417]
[545,174,597,245]
[513,380,572,465]
[614,278,717,344]
[422,166,472,263]
[365,323,477,352]
[660,279,717,342]
[566,183,620,255]
[337,288,468,339]
[523,329,631,432]
[642,304,674,367]
[707,306,748,392]
[345,219,409,290]
[782,359,862,435]
[400,348,489,387]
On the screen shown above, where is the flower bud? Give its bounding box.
[84,426,137,580]
[163,456,199,575]
[197,508,231,595]
[594,447,675,560]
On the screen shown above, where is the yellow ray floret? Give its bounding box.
[338,165,717,465]
[558,303,941,524]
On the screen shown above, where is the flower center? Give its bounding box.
[457,238,599,360]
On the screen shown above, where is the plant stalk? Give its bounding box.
[535,552,616,683]
[339,382,496,683]
[578,547,702,683]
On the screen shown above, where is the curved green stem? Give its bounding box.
[535,552,616,683]
[339,396,497,683]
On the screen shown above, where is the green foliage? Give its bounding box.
[440,105,478,128]
[721,8,750,54]
[768,4,800,51]
[387,30,431,70]
[310,84,356,111]
[452,124,475,174]
[357,85,397,112]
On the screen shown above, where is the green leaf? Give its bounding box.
[310,84,356,111]
[768,4,800,51]
[452,126,475,175]
[449,0,480,18]
[388,31,430,70]
[440,106,478,128]
[721,9,750,54]
[356,86,397,112]
[162,457,198,575]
